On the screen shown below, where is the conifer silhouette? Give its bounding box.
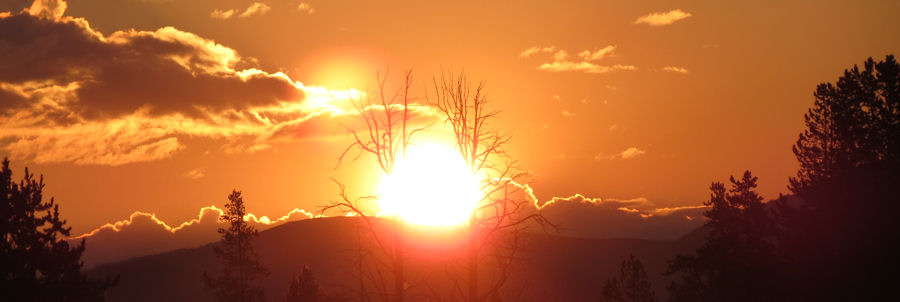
[0,158,117,301]
[285,265,320,302]
[203,190,269,302]
[778,54,900,300]
[601,255,657,302]
[666,171,780,302]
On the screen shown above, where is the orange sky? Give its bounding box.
[1,0,899,235]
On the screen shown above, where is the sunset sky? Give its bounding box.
[2,0,899,236]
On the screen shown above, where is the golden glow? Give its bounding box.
[378,143,483,226]
[308,54,373,90]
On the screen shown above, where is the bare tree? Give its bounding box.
[325,69,428,302]
[429,70,554,302]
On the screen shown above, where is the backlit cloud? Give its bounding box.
[506,180,706,239]
[74,184,705,244]
[538,197,705,239]
[72,205,319,239]
[25,0,65,20]
[634,9,692,26]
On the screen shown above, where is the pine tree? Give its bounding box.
[600,255,657,302]
[790,55,899,193]
[0,158,117,301]
[285,265,320,302]
[203,190,269,302]
[666,171,780,302]
[778,54,900,300]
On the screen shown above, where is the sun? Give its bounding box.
[378,143,484,227]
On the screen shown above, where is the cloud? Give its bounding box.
[561,109,575,117]
[0,1,372,165]
[210,9,235,20]
[522,45,635,74]
[634,9,692,26]
[519,46,555,58]
[239,2,270,18]
[595,147,646,160]
[0,14,302,117]
[507,180,706,239]
[538,198,705,239]
[72,205,319,239]
[297,3,315,14]
[552,50,569,62]
[578,45,616,61]
[538,62,636,74]
[75,184,705,247]
[183,168,205,180]
[620,147,646,159]
[211,2,271,20]
[25,0,65,20]
[69,204,321,268]
[4,127,184,166]
[662,66,689,74]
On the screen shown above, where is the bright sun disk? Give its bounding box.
[378,143,483,226]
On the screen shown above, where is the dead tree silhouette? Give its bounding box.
[325,69,428,302]
[429,70,554,302]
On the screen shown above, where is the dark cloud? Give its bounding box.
[0,14,103,84]
[0,1,367,165]
[0,88,26,110]
[75,56,301,119]
[0,0,32,12]
[0,10,302,119]
[270,103,442,141]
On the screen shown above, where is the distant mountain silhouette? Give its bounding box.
[536,199,705,240]
[72,200,705,269]
[88,217,703,301]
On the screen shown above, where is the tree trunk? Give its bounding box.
[238,220,246,301]
[468,228,479,302]
[357,225,367,302]
[394,219,405,302]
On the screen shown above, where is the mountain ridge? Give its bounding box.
[88,216,702,301]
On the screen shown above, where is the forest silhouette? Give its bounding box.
[1,55,898,301]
